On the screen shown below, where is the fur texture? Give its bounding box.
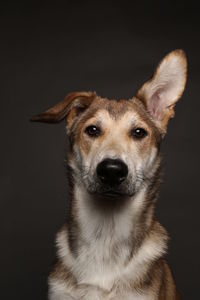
[32,50,187,299]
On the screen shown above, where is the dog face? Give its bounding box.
[32,50,187,199]
[68,97,161,197]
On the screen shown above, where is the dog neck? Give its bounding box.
[73,183,152,243]
[66,157,162,245]
[57,163,168,290]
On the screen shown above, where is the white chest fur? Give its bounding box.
[56,186,166,293]
[64,186,147,290]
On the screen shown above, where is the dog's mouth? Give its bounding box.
[99,190,124,198]
[84,173,137,200]
[84,178,137,212]
[89,189,133,212]
[85,179,136,199]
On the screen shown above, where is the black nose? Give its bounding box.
[96,159,128,186]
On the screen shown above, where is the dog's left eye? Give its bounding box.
[131,128,147,139]
[85,125,101,137]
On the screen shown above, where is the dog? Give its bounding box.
[31,49,187,299]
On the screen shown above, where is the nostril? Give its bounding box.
[96,159,128,186]
[118,175,126,183]
[98,175,106,183]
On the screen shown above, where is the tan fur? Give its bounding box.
[31,50,187,299]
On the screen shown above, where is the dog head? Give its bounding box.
[32,50,187,199]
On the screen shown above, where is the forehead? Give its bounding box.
[86,97,156,129]
[70,96,162,147]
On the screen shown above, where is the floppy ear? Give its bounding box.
[136,49,187,133]
[31,91,96,130]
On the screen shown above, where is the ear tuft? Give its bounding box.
[136,49,187,132]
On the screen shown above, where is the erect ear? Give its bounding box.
[136,49,187,133]
[31,91,96,130]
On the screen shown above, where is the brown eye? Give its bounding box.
[85,125,101,137]
[131,128,147,139]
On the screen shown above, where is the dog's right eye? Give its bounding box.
[85,125,101,137]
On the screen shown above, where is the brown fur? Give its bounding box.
[31,50,187,300]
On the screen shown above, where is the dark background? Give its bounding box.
[1,1,200,299]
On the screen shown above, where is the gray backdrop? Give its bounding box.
[1,1,199,299]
